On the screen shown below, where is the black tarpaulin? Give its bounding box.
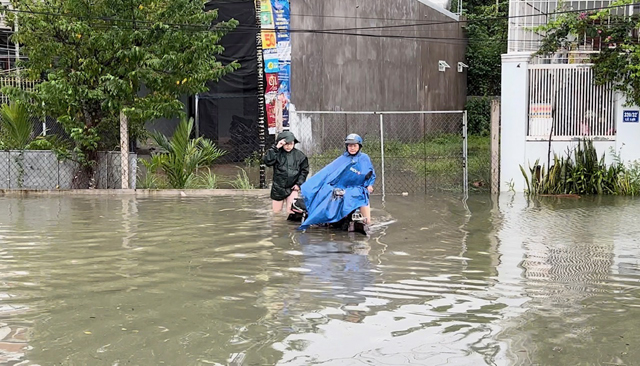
[199,0,260,163]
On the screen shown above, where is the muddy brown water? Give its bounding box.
[0,194,639,365]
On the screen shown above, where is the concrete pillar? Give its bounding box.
[500,52,531,192]
[615,95,640,163]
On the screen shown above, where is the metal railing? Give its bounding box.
[528,64,616,139]
[289,110,468,198]
[0,75,67,136]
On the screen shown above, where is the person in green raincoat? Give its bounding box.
[263,131,309,214]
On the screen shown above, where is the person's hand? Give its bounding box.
[276,139,286,149]
[367,185,374,194]
[292,184,300,192]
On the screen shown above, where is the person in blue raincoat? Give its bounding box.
[299,134,376,230]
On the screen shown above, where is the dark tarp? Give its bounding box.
[199,0,261,163]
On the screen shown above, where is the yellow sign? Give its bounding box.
[262,31,276,49]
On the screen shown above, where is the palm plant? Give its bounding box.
[0,101,32,150]
[228,167,254,189]
[150,117,226,189]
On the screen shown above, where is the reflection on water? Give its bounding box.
[0,194,639,365]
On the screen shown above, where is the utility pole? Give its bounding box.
[14,7,19,73]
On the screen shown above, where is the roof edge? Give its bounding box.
[415,0,460,21]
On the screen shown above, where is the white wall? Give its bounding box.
[524,140,616,166]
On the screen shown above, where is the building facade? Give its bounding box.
[291,0,467,112]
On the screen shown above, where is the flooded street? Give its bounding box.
[0,193,639,365]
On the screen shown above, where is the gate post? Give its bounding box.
[379,113,386,203]
[120,110,129,189]
[463,110,468,197]
[491,99,501,195]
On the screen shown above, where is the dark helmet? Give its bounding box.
[344,133,363,146]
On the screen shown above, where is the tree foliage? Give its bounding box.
[465,1,508,96]
[535,0,640,106]
[455,0,507,96]
[5,0,238,183]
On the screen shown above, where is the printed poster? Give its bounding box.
[266,73,279,94]
[261,31,277,50]
[264,49,279,73]
[272,0,290,31]
[266,92,278,133]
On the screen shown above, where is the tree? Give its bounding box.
[464,1,508,96]
[5,0,238,187]
[535,0,640,106]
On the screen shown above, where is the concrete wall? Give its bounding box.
[291,0,467,112]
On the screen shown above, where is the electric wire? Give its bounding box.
[2,2,637,34]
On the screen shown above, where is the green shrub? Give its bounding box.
[465,97,494,136]
[146,117,226,189]
[520,139,640,196]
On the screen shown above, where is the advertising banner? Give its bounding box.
[264,49,279,73]
[260,0,291,134]
[266,73,279,94]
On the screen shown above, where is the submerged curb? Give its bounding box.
[0,189,270,198]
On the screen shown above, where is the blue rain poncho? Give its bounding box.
[299,151,376,230]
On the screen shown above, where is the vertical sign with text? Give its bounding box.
[260,0,290,134]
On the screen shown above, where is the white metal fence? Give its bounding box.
[289,111,469,198]
[528,64,616,139]
[0,75,66,136]
[508,0,634,53]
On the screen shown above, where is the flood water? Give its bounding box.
[0,193,639,365]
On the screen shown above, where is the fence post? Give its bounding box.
[7,151,10,189]
[379,113,386,202]
[42,102,47,136]
[194,94,200,137]
[463,111,468,197]
[120,110,130,189]
[490,99,500,195]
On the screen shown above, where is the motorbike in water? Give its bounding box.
[286,189,371,236]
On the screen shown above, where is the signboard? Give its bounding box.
[528,103,553,137]
[529,103,552,118]
[260,0,291,135]
[623,110,639,123]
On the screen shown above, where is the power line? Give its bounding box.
[0,2,633,50]
[288,12,465,23]
[3,2,638,35]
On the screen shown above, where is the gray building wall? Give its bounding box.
[291,0,467,111]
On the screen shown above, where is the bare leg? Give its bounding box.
[285,190,299,214]
[272,200,284,213]
[359,204,371,224]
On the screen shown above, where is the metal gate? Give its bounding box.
[289,110,468,198]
